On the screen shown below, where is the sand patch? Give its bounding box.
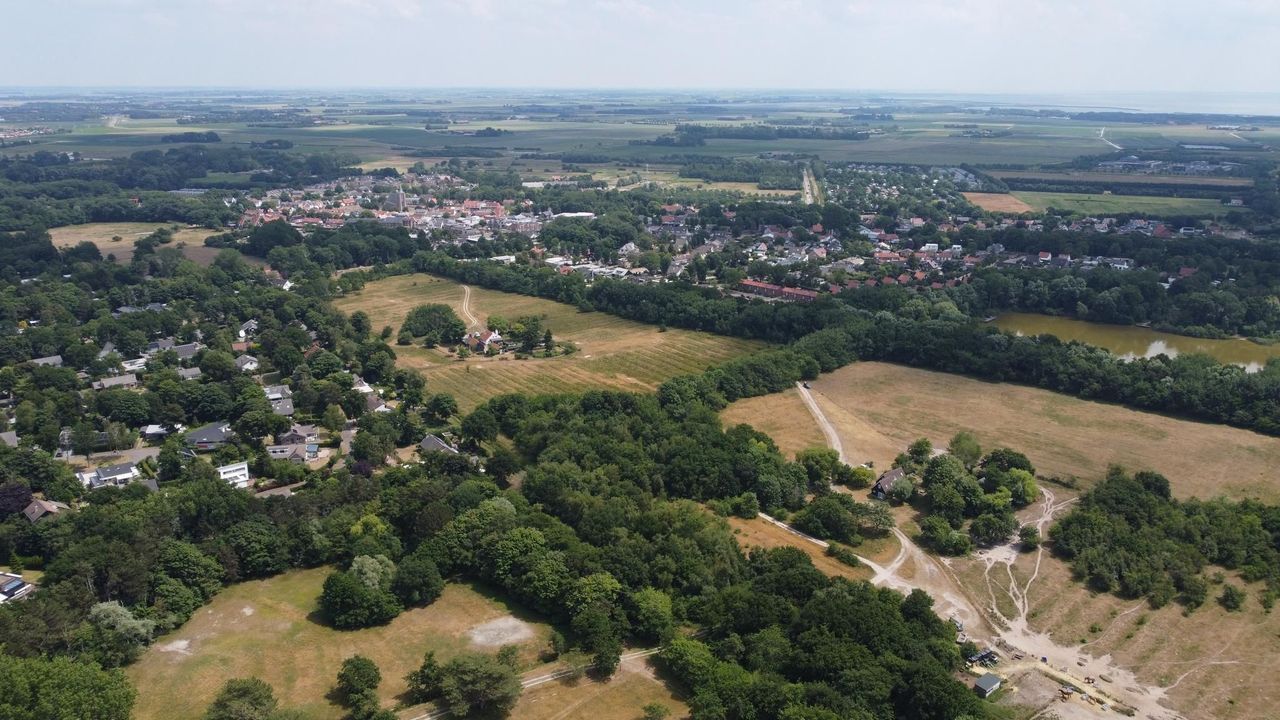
[468,615,535,648]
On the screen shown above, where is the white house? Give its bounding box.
[217,461,252,490]
[235,355,260,373]
[76,462,140,489]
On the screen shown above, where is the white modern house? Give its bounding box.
[217,461,252,490]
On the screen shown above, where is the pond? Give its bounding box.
[992,312,1280,372]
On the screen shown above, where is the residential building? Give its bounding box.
[267,443,318,463]
[271,397,295,416]
[23,498,69,523]
[235,355,260,372]
[178,367,203,381]
[419,434,460,455]
[0,572,34,604]
[76,462,140,489]
[92,373,139,391]
[277,424,319,445]
[217,461,252,490]
[974,673,1002,698]
[31,355,62,367]
[0,431,17,448]
[187,421,233,451]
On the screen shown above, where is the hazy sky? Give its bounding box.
[5,0,1278,94]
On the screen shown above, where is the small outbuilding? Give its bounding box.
[974,673,1002,698]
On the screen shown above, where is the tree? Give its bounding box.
[461,408,499,445]
[0,654,135,720]
[391,551,444,607]
[337,655,382,701]
[907,437,933,467]
[205,678,277,720]
[1219,584,1246,611]
[0,480,33,516]
[319,570,403,629]
[322,404,347,433]
[1018,525,1041,551]
[436,652,522,718]
[402,304,466,346]
[642,704,671,720]
[947,432,982,469]
[81,601,156,667]
[405,652,443,704]
[425,394,458,422]
[630,587,675,643]
[969,513,1017,546]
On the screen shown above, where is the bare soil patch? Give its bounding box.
[963,192,1035,213]
[468,615,536,648]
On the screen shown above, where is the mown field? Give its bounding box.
[1011,190,1234,216]
[962,192,1035,213]
[127,568,553,720]
[332,274,768,410]
[727,361,1280,502]
[47,221,233,266]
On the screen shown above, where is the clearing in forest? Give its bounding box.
[127,568,551,720]
[332,274,767,410]
[47,222,224,265]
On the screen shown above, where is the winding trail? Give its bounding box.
[795,381,1185,719]
[458,284,481,330]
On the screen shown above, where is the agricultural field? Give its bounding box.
[1011,190,1235,216]
[332,274,767,410]
[726,361,1280,502]
[127,568,553,720]
[987,169,1255,188]
[47,222,229,265]
[961,192,1035,213]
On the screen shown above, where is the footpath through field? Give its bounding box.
[793,382,1185,720]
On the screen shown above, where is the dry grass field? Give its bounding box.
[333,275,767,410]
[510,657,689,720]
[128,568,552,720]
[986,169,1254,188]
[720,388,825,459]
[726,362,1280,501]
[951,540,1280,720]
[48,222,224,265]
[962,192,1035,213]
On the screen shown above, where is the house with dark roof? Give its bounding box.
[271,397,295,416]
[277,424,318,445]
[267,443,318,463]
[419,434,460,456]
[76,462,140,489]
[187,421,233,451]
[23,498,69,523]
[871,467,906,500]
[173,342,203,360]
[178,367,203,381]
[235,355,260,372]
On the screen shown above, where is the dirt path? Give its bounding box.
[801,166,820,205]
[402,647,664,720]
[797,383,1184,719]
[796,382,844,461]
[1099,127,1123,150]
[458,284,481,330]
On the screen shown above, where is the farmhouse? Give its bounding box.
[466,330,503,354]
[871,467,906,500]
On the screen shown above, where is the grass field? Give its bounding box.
[727,362,1280,501]
[332,275,767,410]
[1011,191,1233,216]
[721,388,826,459]
[962,192,1035,213]
[987,170,1254,188]
[128,569,552,720]
[47,222,227,265]
[511,657,689,720]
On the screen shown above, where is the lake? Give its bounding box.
[993,312,1280,372]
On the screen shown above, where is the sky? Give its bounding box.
[4,0,1279,97]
